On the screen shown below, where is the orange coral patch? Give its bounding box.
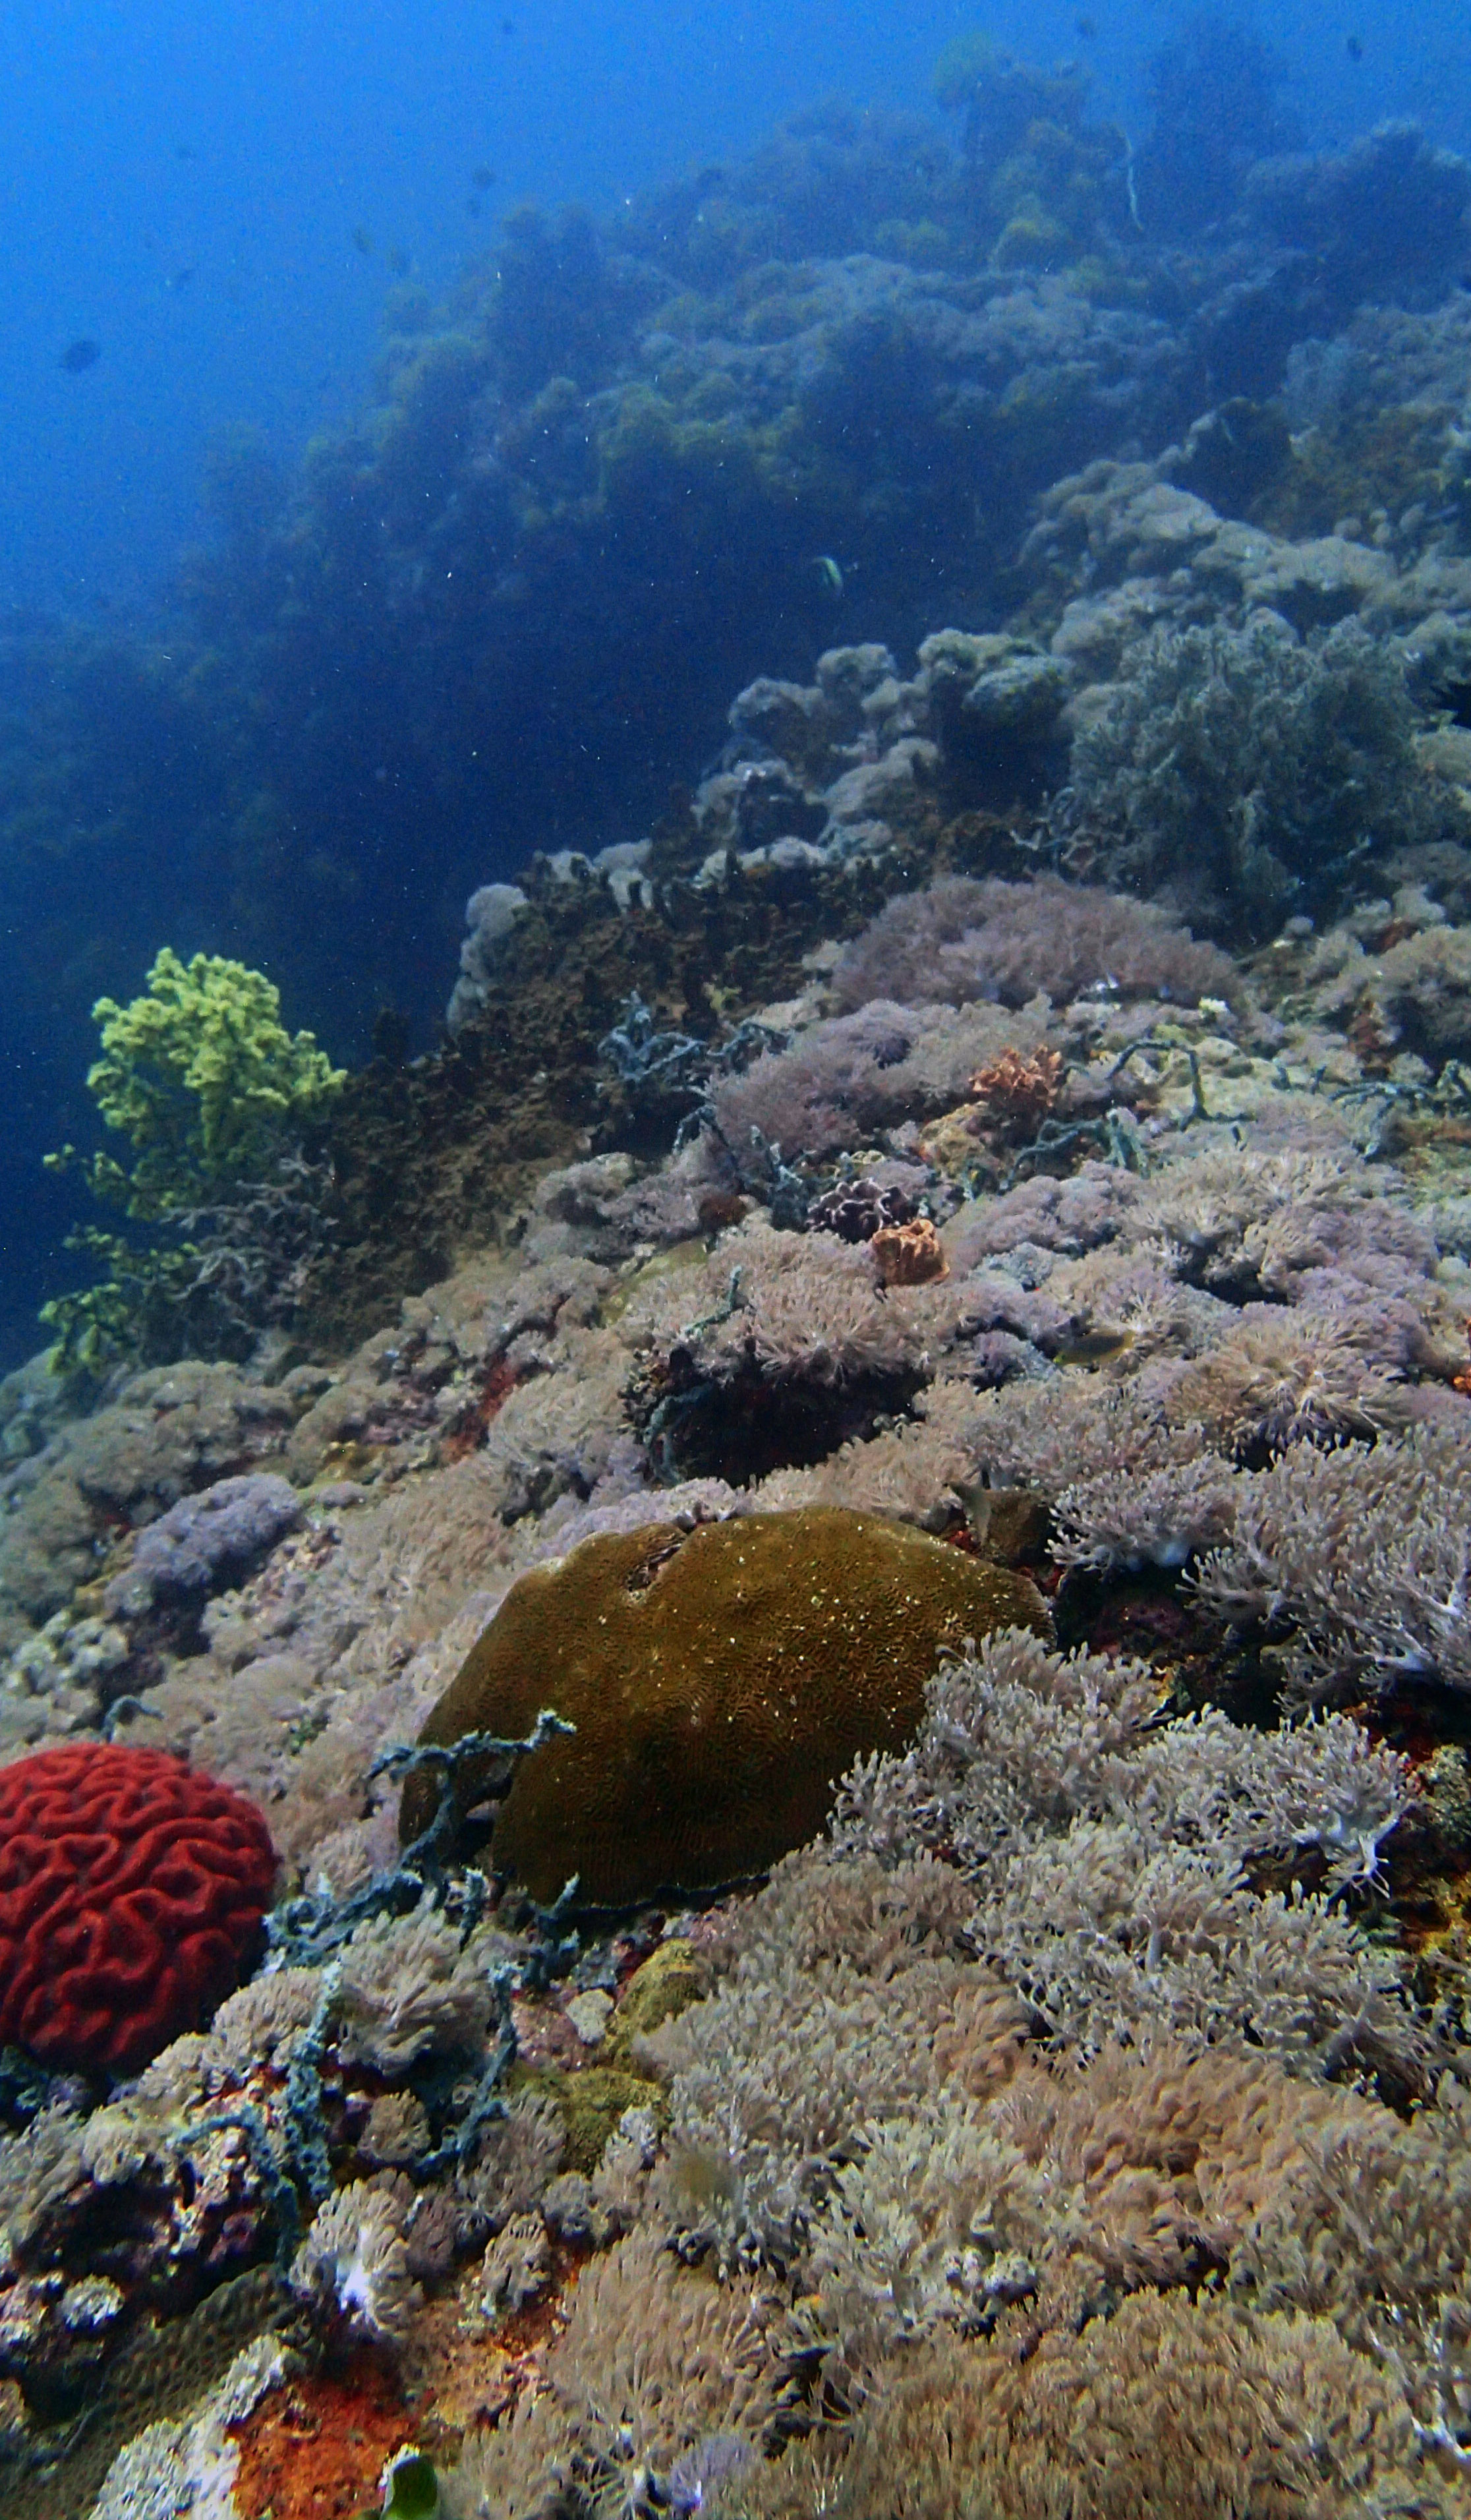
[871,1216,949,1286]
[968,1044,1064,1133]
[231,2353,411,2520]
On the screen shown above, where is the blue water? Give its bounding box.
[2,0,1460,612]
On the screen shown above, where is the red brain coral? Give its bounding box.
[0,1742,277,2078]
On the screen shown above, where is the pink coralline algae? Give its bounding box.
[0,1742,277,2077]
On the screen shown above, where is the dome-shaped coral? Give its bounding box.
[400,1506,1049,1905]
[0,1742,277,2077]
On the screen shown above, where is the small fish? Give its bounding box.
[59,337,101,372]
[175,141,196,161]
[351,224,374,256]
[1345,32,1363,59]
[1074,13,1098,38]
[386,245,411,276]
[166,266,196,289]
[1054,1328,1135,1366]
[812,554,844,594]
[471,163,496,189]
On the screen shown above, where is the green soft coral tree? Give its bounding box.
[43,949,344,1383]
[72,947,344,1217]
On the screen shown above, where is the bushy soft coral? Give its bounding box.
[289,2179,420,2342]
[1060,616,1444,935]
[42,949,343,1383]
[831,875,1236,1015]
[1192,1422,1471,1699]
[57,947,343,1221]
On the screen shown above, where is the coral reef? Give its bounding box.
[0,1743,277,2075]
[13,59,1471,2519]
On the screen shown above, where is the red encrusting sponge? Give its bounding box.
[0,1742,277,2078]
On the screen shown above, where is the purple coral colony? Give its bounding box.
[9,22,1471,2519]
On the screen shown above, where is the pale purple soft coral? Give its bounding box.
[947,1164,1145,1270]
[105,1471,301,1615]
[708,1001,919,1161]
[830,875,1238,1014]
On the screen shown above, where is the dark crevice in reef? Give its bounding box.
[631,1359,930,1490]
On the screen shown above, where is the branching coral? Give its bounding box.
[1192,1422,1471,1697]
[831,1629,1422,2073]
[838,1626,1417,1896]
[1050,1450,1242,1573]
[962,1378,1219,1534]
[1058,616,1445,935]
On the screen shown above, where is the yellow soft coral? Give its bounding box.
[79,947,343,1214]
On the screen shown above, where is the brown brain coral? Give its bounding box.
[400,1506,1049,1906]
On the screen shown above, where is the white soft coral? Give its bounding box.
[290,2179,420,2342]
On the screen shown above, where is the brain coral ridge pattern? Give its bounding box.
[0,1743,277,2077]
[402,1505,1049,1906]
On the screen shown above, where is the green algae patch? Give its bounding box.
[606,1939,705,2059]
[400,1506,1049,1906]
[511,2063,666,2174]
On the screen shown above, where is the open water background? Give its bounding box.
[5,0,1466,612]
